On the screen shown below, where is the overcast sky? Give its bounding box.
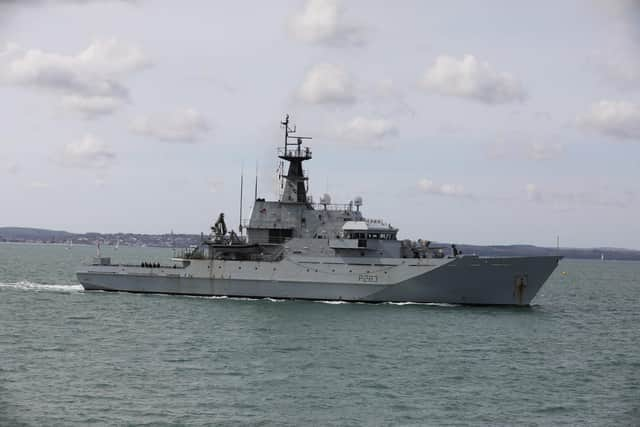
[1,0,639,249]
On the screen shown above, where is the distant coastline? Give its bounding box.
[1,226,639,261]
[0,227,197,249]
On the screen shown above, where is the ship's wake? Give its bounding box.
[0,280,83,292]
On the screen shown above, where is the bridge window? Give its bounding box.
[345,230,396,240]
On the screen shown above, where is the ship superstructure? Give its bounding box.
[77,115,561,305]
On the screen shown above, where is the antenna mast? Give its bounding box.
[239,166,244,235]
[254,161,258,200]
[278,114,313,204]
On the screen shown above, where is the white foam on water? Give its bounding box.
[206,296,274,302]
[316,300,349,305]
[384,301,459,307]
[0,280,83,292]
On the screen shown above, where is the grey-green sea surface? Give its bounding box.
[1,243,638,426]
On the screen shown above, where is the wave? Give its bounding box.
[0,280,83,292]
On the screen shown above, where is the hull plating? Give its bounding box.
[77,255,561,306]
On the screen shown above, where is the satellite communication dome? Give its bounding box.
[320,193,332,204]
[354,196,363,207]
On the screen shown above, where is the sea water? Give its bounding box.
[1,243,638,426]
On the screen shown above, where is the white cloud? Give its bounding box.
[420,54,526,104]
[578,100,640,141]
[297,63,355,104]
[288,0,364,46]
[130,108,210,143]
[72,37,148,75]
[418,179,468,197]
[0,38,148,117]
[336,116,397,146]
[60,134,116,169]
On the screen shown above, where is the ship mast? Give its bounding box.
[278,114,312,204]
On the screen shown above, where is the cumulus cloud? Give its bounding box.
[420,54,526,104]
[0,38,149,117]
[418,179,468,197]
[578,100,640,141]
[288,0,364,46]
[297,63,355,105]
[59,134,116,169]
[130,108,210,143]
[336,116,397,146]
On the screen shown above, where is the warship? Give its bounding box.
[77,115,561,305]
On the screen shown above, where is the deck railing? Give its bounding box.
[311,203,357,212]
[277,147,312,159]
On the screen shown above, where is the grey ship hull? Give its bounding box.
[77,255,561,305]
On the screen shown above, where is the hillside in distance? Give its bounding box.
[453,243,640,261]
[1,227,639,261]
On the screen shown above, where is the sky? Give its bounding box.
[1,0,639,249]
